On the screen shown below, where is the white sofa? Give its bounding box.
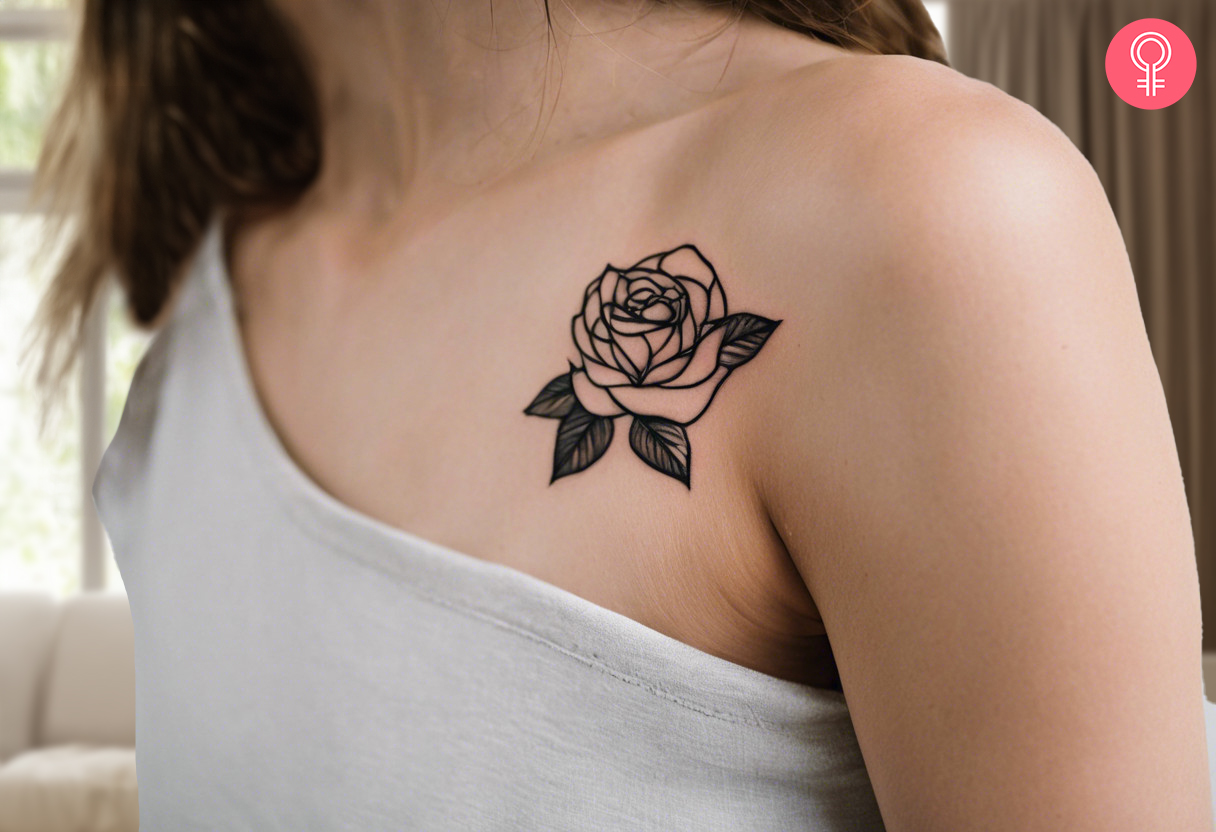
[0,591,137,832]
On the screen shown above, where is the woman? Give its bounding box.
[26,0,1216,828]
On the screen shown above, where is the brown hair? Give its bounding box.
[24,0,947,432]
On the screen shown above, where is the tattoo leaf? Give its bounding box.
[628,416,691,488]
[525,371,576,418]
[716,314,782,369]
[552,402,615,482]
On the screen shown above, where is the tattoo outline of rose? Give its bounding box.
[524,244,781,488]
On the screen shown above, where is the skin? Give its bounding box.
[216,0,1213,827]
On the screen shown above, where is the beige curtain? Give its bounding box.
[947,0,1216,646]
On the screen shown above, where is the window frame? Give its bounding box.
[1,5,111,593]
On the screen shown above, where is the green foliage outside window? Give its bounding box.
[0,41,69,169]
[2,14,150,596]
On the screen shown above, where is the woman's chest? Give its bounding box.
[224,214,840,689]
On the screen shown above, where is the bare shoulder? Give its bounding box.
[693,54,1213,829]
[688,50,1144,493]
[706,51,1100,255]
[697,51,1144,483]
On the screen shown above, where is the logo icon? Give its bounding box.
[1107,19,1196,109]
[1131,31,1170,97]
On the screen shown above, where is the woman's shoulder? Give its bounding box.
[665,50,1105,322]
[680,49,1119,434]
[672,49,1120,457]
[698,50,1094,243]
[687,53,1211,830]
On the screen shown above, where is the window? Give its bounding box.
[925,1,949,55]
[1,2,151,599]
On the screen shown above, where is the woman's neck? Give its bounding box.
[272,0,841,222]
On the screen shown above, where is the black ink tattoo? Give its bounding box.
[524,244,781,489]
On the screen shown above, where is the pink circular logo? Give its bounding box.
[1106,19,1197,109]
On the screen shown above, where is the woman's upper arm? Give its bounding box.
[750,71,1211,830]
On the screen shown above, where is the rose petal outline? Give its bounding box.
[658,246,717,289]
[650,325,681,365]
[571,369,626,417]
[627,254,664,271]
[641,352,692,384]
[611,341,641,379]
[607,365,730,425]
[598,268,621,309]
[660,324,726,388]
[707,277,727,322]
[642,323,675,354]
[606,307,664,335]
[571,315,598,363]
[627,276,663,295]
[676,277,709,326]
[584,356,632,387]
[590,317,618,367]
[614,332,652,378]
[678,313,696,353]
[583,287,602,330]
[614,278,630,306]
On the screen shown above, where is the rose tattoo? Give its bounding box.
[524,244,781,488]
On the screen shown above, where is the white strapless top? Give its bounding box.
[93,216,1216,830]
